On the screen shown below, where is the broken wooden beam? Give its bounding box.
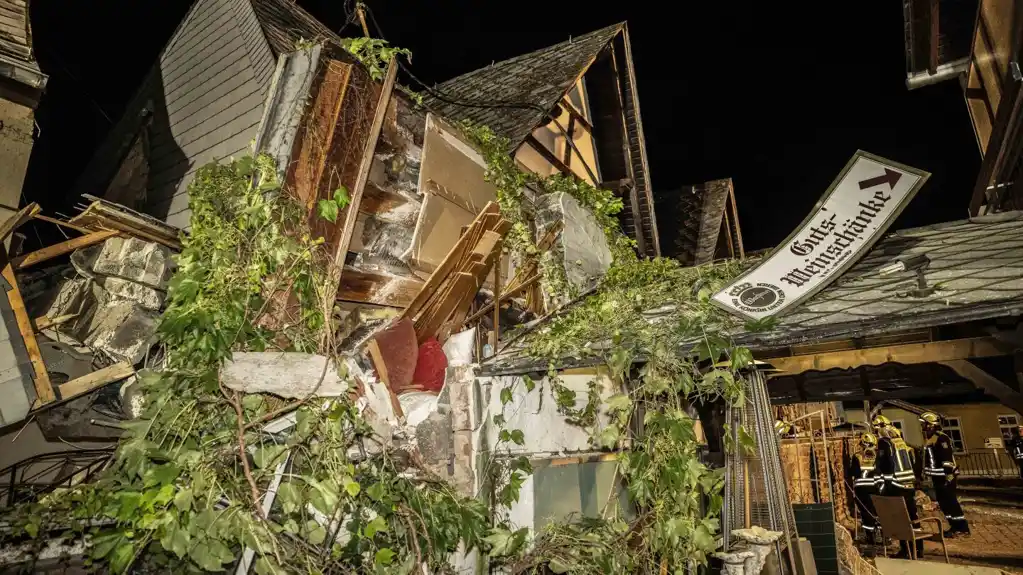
[336,269,424,308]
[1,246,55,405]
[56,361,135,403]
[12,229,120,270]
[0,202,40,244]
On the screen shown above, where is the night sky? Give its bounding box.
[25,1,980,252]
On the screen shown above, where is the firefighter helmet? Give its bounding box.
[860,432,878,448]
[919,412,941,429]
[881,425,903,439]
[871,414,891,430]
[775,419,792,435]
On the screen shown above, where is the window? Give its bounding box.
[998,414,1020,441]
[941,416,966,452]
[891,420,905,432]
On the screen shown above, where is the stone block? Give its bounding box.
[221,352,349,398]
[534,192,612,303]
[72,236,174,289]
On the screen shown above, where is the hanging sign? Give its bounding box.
[712,151,930,321]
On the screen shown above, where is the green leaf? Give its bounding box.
[90,531,122,559]
[317,199,339,223]
[305,520,326,545]
[173,487,193,512]
[604,393,632,413]
[598,425,621,449]
[522,375,535,391]
[253,444,287,469]
[498,429,512,443]
[24,522,38,538]
[277,482,301,514]
[190,540,226,572]
[730,346,754,371]
[364,515,388,539]
[110,542,135,574]
[165,526,190,558]
[307,478,339,514]
[242,394,264,412]
[333,186,350,210]
[510,429,525,445]
[375,547,396,566]
[492,413,506,427]
[254,556,282,575]
[549,557,572,574]
[342,476,361,498]
[145,463,180,487]
[366,482,386,502]
[500,386,513,405]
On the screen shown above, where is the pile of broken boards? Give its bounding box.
[2,197,179,439]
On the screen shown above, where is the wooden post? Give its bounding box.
[491,249,501,349]
[1,247,55,405]
[320,57,398,348]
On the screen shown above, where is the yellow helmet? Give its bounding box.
[919,412,941,428]
[860,432,878,448]
[881,425,902,439]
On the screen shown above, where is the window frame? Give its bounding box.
[998,414,1020,441]
[940,416,967,453]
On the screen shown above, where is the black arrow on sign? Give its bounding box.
[858,168,902,190]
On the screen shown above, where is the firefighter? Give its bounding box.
[1007,425,1023,481]
[919,412,969,537]
[849,431,880,541]
[873,415,923,558]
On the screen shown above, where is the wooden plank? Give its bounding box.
[366,339,405,418]
[336,268,424,308]
[324,57,399,312]
[763,337,1007,374]
[0,202,39,244]
[0,247,55,405]
[33,313,78,332]
[492,241,502,348]
[400,201,499,321]
[56,362,135,403]
[417,272,476,343]
[362,182,408,215]
[525,134,572,176]
[12,229,120,270]
[462,273,541,326]
[31,214,94,235]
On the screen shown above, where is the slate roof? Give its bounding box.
[671,179,731,266]
[482,211,1023,375]
[250,0,345,56]
[0,0,46,89]
[423,23,623,148]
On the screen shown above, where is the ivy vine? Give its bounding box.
[0,156,499,574]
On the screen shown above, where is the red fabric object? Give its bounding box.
[411,337,447,394]
[371,318,418,394]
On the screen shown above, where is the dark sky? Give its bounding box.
[26,1,980,251]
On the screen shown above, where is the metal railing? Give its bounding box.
[0,448,115,509]
[954,451,1021,478]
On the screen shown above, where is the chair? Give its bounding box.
[870,495,949,563]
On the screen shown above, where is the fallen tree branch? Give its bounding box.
[221,378,265,519]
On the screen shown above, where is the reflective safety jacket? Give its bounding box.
[877,436,916,489]
[923,431,958,479]
[849,450,877,489]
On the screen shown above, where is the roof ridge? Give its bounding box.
[436,22,624,87]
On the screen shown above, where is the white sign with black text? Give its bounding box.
[713,151,930,321]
